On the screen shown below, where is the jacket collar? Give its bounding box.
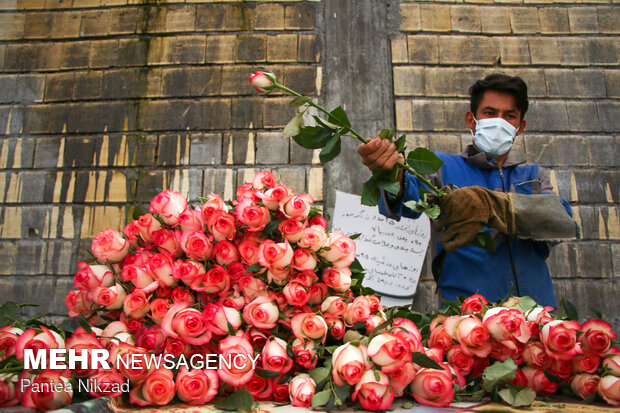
[461,144,526,170]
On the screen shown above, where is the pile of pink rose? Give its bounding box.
[0,170,618,411]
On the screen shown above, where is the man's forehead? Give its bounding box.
[477,90,520,113]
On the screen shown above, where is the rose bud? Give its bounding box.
[526,305,555,325]
[189,265,230,296]
[550,358,572,380]
[572,353,600,374]
[220,285,246,310]
[74,261,115,291]
[175,366,218,405]
[236,182,257,201]
[252,171,278,189]
[461,293,488,315]
[123,290,151,318]
[238,275,267,300]
[482,307,531,343]
[18,369,72,411]
[523,341,552,369]
[325,313,347,340]
[200,194,227,222]
[368,332,411,373]
[603,351,620,377]
[100,321,132,347]
[0,326,23,361]
[164,337,189,357]
[409,367,454,407]
[246,327,270,348]
[291,313,328,343]
[15,326,65,362]
[598,375,620,406]
[319,230,356,268]
[202,303,242,335]
[580,319,617,356]
[241,374,273,401]
[262,337,293,375]
[0,374,18,407]
[250,72,275,94]
[87,369,127,398]
[297,225,327,251]
[309,215,327,229]
[213,240,240,266]
[283,281,310,307]
[130,368,175,406]
[243,296,279,329]
[393,317,424,353]
[571,373,600,400]
[280,194,314,219]
[150,189,187,226]
[179,230,213,261]
[178,207,204,232]
[352,369,395,411]
[257,239,294,269]
[448,315,492,358]
[343,295,372,326]
[279,218,307,244]
[292,338,318,369]
[92,228,130,263]
[218,334,256,386]
[151,228,181,256]
[388,361,417,389]
[149,298,171,324]
[322,266,352,293]
[510,368,528,386]
[65,290,96,318]
[428,325,453,351]
[121,265,156,290]
[447,345,475,375]
[308,283,328,306]
[161,302,211,345]
[424,347,444,365]
[540,319,580,361]
[332,343,372,386]
[136,325,166,354]
[172,259,205,286]
[257,184,293,210]
[288,374,316,407]
[147,253,176,288]
[273,380,290,403]
[522,366,559,395]
[236,198,271,232]
[113,343,151,384]
[135,213,161,243]
[321,296,348,316]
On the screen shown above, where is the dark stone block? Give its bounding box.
[44,73,74,102]
[298,34,319,62]
[24,105,68,134]
[190,67,222,96]
[162,69,191,97]
[222,132,254,165]
[139,100,191,131]
[597,102,620,133]
[135,170,165,202]
[203,168,235,198]
[175,37,205,64]
[263,98,294,128]
[158,134,190,166]
[102,69,148,99]
[587,136,619,167]
[567,102,599,132]
[189,133,221,165]
[74,71,102,100]
[284,66,316,96]
[574,170,619,203]
[285,4,315,29]
[230,97,263,128]
[34,137,63,168]
[118,39,147,66]
[61,41,90,69]
[236,35,266,62]
[64,137,97,168]
[588,38,618,65]
[66,102,138,133]
[109,7,138,34]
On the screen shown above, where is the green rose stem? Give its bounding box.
[272,81,444,199]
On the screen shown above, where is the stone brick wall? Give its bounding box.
[0,0,322,324]
[0,0,617,327]
[394,0,619,326]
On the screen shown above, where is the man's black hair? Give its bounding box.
[469,74,529,119]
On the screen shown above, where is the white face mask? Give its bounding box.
[471,117,519,158]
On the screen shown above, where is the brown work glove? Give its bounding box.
[433,186,516,252]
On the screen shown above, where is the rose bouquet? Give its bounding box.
[0,170,618,410]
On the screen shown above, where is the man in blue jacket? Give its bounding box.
[357,74,579,307]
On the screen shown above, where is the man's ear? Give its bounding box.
[465,111,476,132]
[515,119,526,136]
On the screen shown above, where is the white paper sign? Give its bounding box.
[332,191,430,303]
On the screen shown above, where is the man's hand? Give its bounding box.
[357,132,404,172]
[433,186,515,252]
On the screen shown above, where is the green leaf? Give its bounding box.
[289,96,312,107]
[293,126,333,149]
[334,383,351,406]
[245,263,262,274]
[283,113,304,138]
[313,116,338,131]
[263,219,282,236]
[516,296,537,314]
[328,106,351,128]
[349,233,361,240]
[319,134,341,164]
[411,352,443,370]
[474,230,497,252]
[377,180,401,196]
[378,128,393,140]
[424,204,441,220]
[472,389,486,402]
[255,369,281,379]
[308,367,330,386]
[216,389,254,411]
[591,308,603,319]
[361,177,381,206]
[562,298,578,321]
[543,369,562,385]
[395,134,407,153]
[78,316,93,335]
[406,147,444,175]
[482,358,518,392]
[498,386,536,407]
[311,389,332,408]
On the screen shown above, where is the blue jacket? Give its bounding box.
[379,145,573,307]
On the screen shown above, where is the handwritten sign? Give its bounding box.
[332,191,430,306]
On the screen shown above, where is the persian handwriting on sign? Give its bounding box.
[332,191,430,298]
